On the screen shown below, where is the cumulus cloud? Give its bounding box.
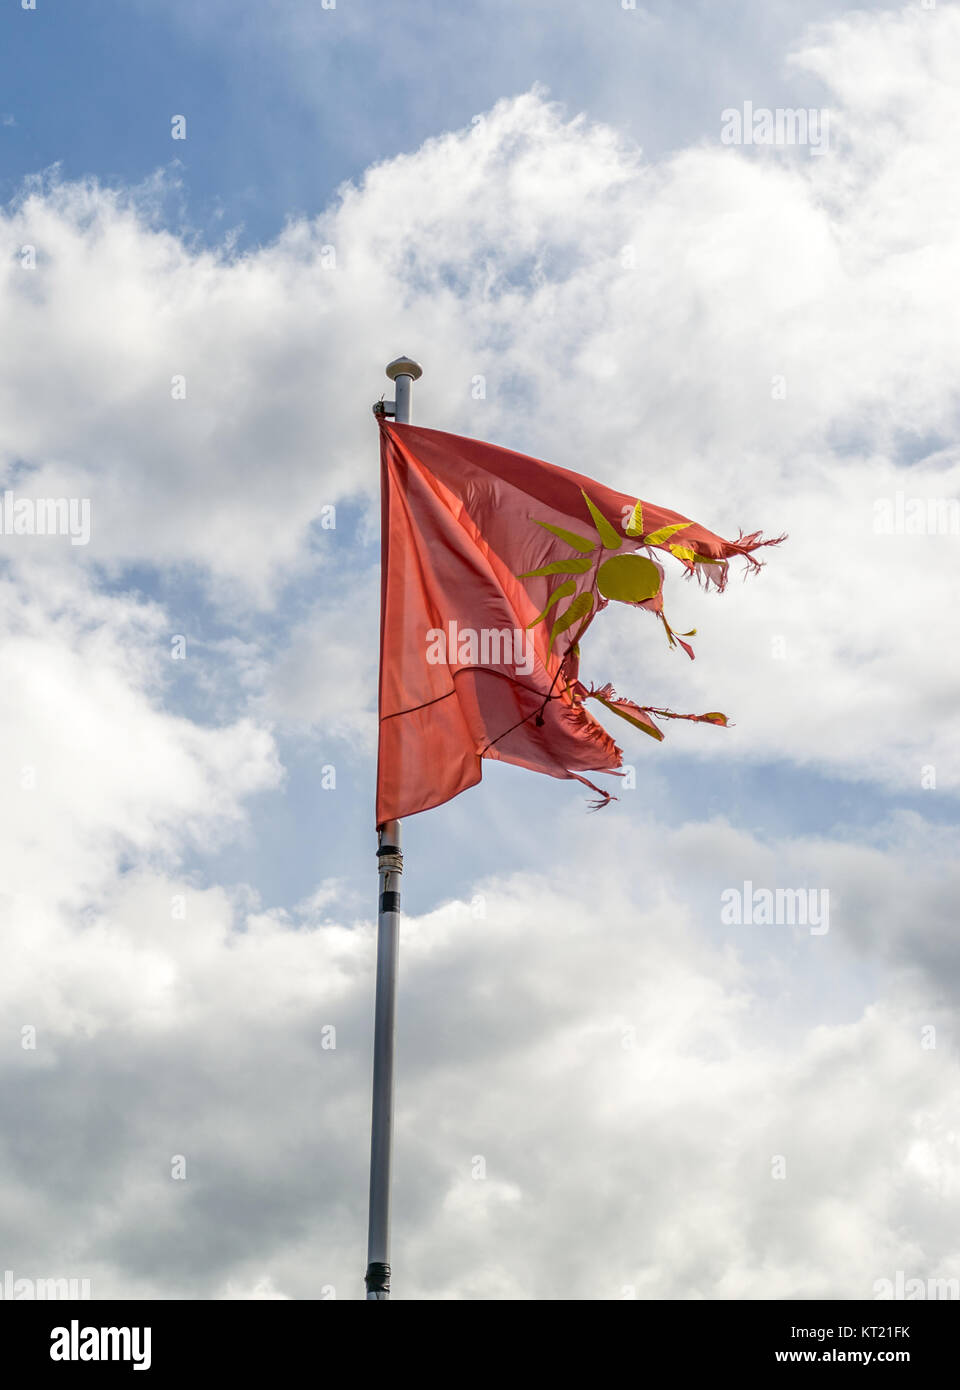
[4,7,957,788]
[2,816,957,1299]
[0,567,281,902]
[1,5,958,1301]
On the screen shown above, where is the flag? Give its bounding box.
[376,417,782,824]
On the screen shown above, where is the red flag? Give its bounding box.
[376,417,782,825]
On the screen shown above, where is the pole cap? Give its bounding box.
[385,355,423,382]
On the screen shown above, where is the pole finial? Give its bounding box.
[385,355,423,382]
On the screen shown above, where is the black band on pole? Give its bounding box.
[379,890,401,914]
[365,1261,391,1295]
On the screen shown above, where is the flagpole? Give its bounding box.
[365,355,422,1300]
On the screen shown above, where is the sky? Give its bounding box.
[0,0,958,1301]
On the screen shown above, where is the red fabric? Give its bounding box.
[376,418,781,825]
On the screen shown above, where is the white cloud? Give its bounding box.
[2,816,957,1298]
[1,4,959,1302]
[0,567,281,905]
[4,8,957,789]
[259,578,378,746]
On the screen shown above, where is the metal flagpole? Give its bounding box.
[365,354,423,1300]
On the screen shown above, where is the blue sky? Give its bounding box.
[1,0,958,1302]
[0,0,936,919]
[2,0,845,248]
